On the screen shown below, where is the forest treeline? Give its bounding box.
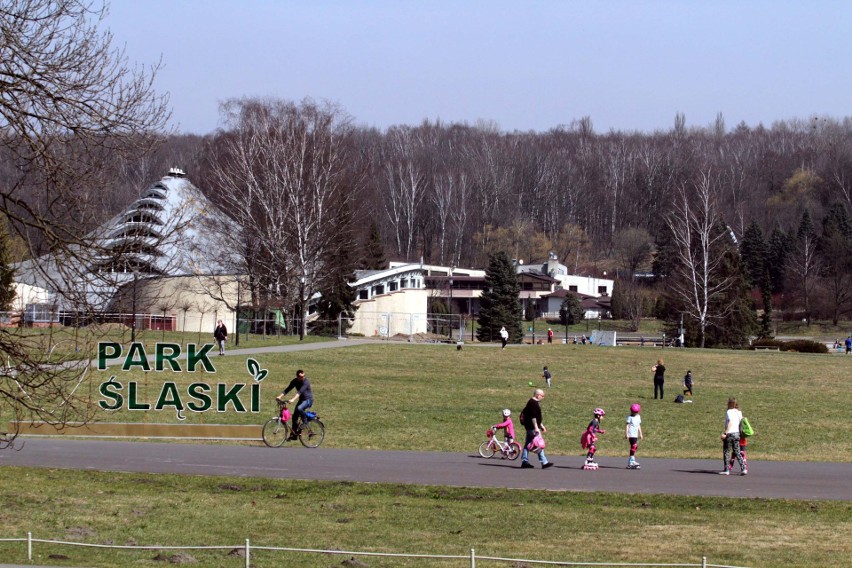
[108,110,852,270]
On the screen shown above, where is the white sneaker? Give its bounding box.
[719,470,730,475]
[741,469,748,476]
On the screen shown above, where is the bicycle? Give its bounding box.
[478,428,521,460]
[262,400,325,448]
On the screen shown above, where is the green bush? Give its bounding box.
[751,337,828,353]
[782,339,829,353]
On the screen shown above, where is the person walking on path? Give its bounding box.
[542,366,552,388]
[720,397,747,475]
[652,359,666,399]
[277,369,314,440]
[625,403,643,469]
[214,320,228,356]
[519,389,553,469]
[500,326,509,350]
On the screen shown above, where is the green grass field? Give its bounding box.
[83,342,852,461]
[1,341,851,568]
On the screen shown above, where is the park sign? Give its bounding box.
[96,341,268,420]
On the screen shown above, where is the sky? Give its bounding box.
[106,1,852,136]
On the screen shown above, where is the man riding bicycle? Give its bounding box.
[276,369,314,440]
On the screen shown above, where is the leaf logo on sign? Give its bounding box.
[246,358,268,382]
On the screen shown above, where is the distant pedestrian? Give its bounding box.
[683,370,694,398]
[214,320,228,356]
[542,366,552,388]
[652,359,666,399]
[846,336,852,354]
[547,328,554,344]
[720,397,747,475]
[500,326,509,350]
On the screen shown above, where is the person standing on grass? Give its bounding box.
[846,336,852,354]
[542,366,552,388]
[520,389,553,469]
[213,320,228,356]
[652,358,666,399]
[500,326,509,350]
[547,328,554,344]
[720,397,747,475]
[682,370,694,398]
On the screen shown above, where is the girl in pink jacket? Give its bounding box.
[493,408,515,443]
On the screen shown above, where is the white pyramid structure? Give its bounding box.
[14,168,227,314]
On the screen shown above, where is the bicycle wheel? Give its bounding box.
[506,442,521,461]
[478,441,496,458]
[299,419,325,448]
[262,418,290,448]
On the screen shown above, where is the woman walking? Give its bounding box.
[720,397,747,475]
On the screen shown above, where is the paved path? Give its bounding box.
[3,437,850,501]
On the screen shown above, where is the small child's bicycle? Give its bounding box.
[478,428,521,460]
[262,400,325,448]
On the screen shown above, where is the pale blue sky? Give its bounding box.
[107,1,852,135]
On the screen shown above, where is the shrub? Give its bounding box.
[751,338,828,353]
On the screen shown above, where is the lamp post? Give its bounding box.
[130,270,138,343]
[448,278,454,339]
[235,279,241,347]
[299,276,306,341]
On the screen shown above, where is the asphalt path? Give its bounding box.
[3,437,850,501]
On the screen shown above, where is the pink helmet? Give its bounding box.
[594,407,606,417]
[631,403,641,413]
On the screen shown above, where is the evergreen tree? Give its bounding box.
[739,221,767,289]
[759,269,773,338]
[704,224,758,348]
[818,202,852,325]
[766,226,790,294]
[651,228,677,280]
[476,251,523,343]
[0,216,15,311]
[313,208,359,336]
[559,293,584,326]
[360,221,386,270]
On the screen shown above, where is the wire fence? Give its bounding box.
[0,533,751,567]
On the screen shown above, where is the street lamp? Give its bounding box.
[130,270,138,343]
[299,276,306,341]
[448,278,453,339]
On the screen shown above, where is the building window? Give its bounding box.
[373,285,385,296]
[389,281,398,292]
[569,285,578,292]
[598,286,608,295]
[359,290,368,300]
[400,279,408,288]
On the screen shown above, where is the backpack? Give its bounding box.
[519,409,526,427]
[674,394,685,403]
[740,416,754,437]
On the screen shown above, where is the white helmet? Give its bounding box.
[502,408,511,417]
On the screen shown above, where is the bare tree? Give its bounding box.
[666,171,739,347]
[0,0,170,444]
[201,98,363,339]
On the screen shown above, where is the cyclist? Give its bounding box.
[276,369,314,440]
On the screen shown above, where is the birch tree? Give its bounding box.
[666,171,739,347]
[201,98,362,338]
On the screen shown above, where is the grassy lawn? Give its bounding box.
[0,468,849,568]
[77,342,852,461]
[2,341,851,568]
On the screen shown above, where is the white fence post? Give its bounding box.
[470,547,475,568]
[702,556,707,568]
[245,538,250,568]
[27,531,32,560]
